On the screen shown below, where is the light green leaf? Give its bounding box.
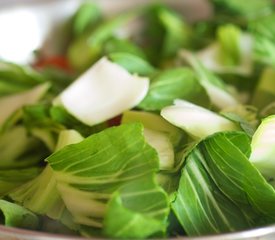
[46,123,169,237]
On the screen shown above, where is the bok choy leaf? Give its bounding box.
[173,131,275,236]
[46,123,169,238]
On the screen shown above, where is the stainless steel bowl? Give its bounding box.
[1,0,275,239]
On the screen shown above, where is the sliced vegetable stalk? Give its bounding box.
[56,57,149,126]
[46,123,169,238]
[173,131,275,236]
[161,99,239,140]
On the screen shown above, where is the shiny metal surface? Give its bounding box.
[0,0,275,239]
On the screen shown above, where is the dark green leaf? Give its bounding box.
[173,131,275,236]
[109,52,156,76]
[138,68,209,111]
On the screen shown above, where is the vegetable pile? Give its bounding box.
[1,0,275,238]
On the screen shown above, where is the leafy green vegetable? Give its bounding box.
[221,105,259,136]
[173,131,275,236]
[0,126,49,169]
[0,167,41,197]
[71,2,102,37]
[0,200,39,229]
[138,68,209,111]
[9,130,84,222]
[104,38,147,60]
[249,14,275,67]
[212,0,274,21]
[46,123,169,237]
[3,1,275,238]
[0,61,46,97]
[182,51,240,109]
[68,10,140,71]
[104,176,168,238]
[109,52,156,76]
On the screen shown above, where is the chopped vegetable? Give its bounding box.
[1,0,275,239]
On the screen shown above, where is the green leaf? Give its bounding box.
[109,52,156,76]
[104,176,169,238]
[0,200,39,230]
[217,24,241,66]
[220,105,259,137]
[104,38,147,60]
[0,167,41,197]
[0,61,46,97]
[68,10,140,71]
[50,106,107,137]
[0,126,49,169]
[249,14,275,66]
[9,130,84,229]
[182,51,239,109]
[158,6,191,59]
[173,131,275,236]
[46,123,169,237]
[71,2,102,37]
[212,0,274,20]
[138,68,209,111]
